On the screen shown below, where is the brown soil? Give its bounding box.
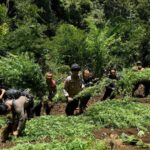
[93,128,138,139]
[50,102,66,115]
[49,96,150,116]
[93,128,150,150]
[48,95,102,116]
[133,97,150,104]
[0,141,15,149]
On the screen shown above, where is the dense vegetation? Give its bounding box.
[85,99,150,129]
[0,0,150,149]
[0,0,150,91]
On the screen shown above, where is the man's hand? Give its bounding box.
[13,130,19,136]
[67,97,73,102]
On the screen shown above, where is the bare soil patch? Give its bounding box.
[93,128,150,150]
[133,97,150,104]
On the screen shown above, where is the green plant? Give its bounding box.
[0,54,46,96]
[8,139,110,150]
[74,77,110,100]
[53,82,66,102]
[0,116,6,128]
[84,99,150,129]
[117,68,150,96]
[121,133,150,148]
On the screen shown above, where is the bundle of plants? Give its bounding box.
[84,99,150,129]
[74,78,109,101]
[117,68,150,96]
[52,82,66,102]
[0,54,46,96]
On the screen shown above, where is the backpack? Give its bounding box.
[4,89,33,102]
[4,89,22,100]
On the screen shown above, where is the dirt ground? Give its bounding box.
[50,96,150,115]
[93,127,150,150]
[133,97,150,104]
[50,95,102,115]
[0,139,15,149]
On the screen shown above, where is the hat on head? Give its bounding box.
[71,63,80,71]
[136,61,142,65]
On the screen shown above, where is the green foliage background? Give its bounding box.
[0,1,150,149]
[0,54,46,96]
[0,0,149,81]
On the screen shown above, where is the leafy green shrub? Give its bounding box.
[74,78,109,100]
[0,23,9,37]
[8,139,109,150]
[53,82,66,102]
[0,116,6,128]
[0,54,46,96]
[85,23,116,75]
[121,133,150,148]
[59,0,92,28]
[9,115,110,149]
[117,68,150,96]
[84,99,150,129]
[50,24,86,66]
[0,4,7,23]
[13,115,94,143]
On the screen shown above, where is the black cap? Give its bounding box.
[136,61,142,65]
[71,63,80,71]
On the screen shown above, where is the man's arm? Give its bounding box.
[63,79,73,102]
[0,89,6,100]
[53,80,57,95]
[64,79,69,98]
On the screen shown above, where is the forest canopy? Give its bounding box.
[0,0,149,93]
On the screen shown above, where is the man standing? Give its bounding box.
[132,61,145,97]
[132,61,144,71]
[64,64,83,116]
[44,72,57,115]
[102,68,120,100]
